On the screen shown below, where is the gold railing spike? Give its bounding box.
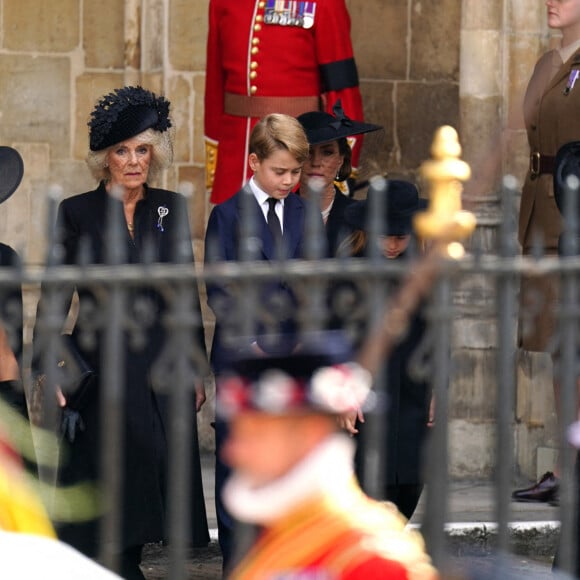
[414,125,476,257]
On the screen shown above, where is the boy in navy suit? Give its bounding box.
[204,113,315,570]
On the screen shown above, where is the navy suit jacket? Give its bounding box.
[205,186,313,373]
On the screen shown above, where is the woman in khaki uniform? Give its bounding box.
[514,0,580,503]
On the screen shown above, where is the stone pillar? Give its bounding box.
[448,0,505,479]
[124,0,143,86]
[451,0,558,480]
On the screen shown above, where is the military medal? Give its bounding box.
[564,69,580,95]
[294,1,305,27]
[302,1,316,29]
[279,1,289,25]
[287,1,298,26]
[264,0,316,28]
[264,0,276,24]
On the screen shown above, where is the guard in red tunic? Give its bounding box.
[204,0,365,204]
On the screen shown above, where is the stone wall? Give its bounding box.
[0,0,558,475]
[348,0,460,181]
[1,0,462,257]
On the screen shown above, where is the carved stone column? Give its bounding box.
[452,0,557,480]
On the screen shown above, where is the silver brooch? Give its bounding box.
[157,206,169,231]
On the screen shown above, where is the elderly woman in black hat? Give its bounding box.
[332,180,432,520]
[33,86,209,578]
[297,102,382,256]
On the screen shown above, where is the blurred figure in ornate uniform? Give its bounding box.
[204,0,365,204]
[217,336,438,580]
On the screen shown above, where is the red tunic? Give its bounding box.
[228,479,439,580]
[205,0,365,204]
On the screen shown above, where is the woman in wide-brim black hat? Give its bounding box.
[331,178,432,521]
[297,101,382,256]
[32,86,210,578]
[0,146,28,420]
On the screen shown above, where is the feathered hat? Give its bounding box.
[216,332,372,419]
[88,86,172,151]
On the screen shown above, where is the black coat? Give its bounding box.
[0,243,29,420]
[330,248,431,489]
[379,298,430,487]
[0,244,23,366]
[34,182,210,555]
[324,188,355,257]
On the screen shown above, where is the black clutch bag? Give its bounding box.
[31,334,95,442]
[56,334,96,410]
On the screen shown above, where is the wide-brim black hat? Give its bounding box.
[297,100,382,145]
[344,179,427,236]
[0,146,24,205]
[88,86,172,151]
[554,141,580,216]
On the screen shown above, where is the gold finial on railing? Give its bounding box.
[414,125,476,258]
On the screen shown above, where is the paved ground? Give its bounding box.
[198,453,561,533]
[138,454,565,579]
[140,548,558,579]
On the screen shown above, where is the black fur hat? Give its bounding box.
[88,86,172,151]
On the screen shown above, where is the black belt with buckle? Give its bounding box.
[530,152,555,179]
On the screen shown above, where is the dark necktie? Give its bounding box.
[266,197,282,242]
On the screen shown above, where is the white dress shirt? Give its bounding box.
[249,177,284,233]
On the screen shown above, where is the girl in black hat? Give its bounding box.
[297,101,382,257]
[32,87,210,578]
[333,179,432,521]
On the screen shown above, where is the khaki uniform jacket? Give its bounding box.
[519,48,580,249]
[518,49,580,351]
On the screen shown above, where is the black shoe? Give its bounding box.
[511,472,560,503]
[548,488,560,507]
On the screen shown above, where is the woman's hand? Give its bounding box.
[427,394,435,427]
[250,342,267,357]
[195,382,207,412]
[56,387,67,408]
